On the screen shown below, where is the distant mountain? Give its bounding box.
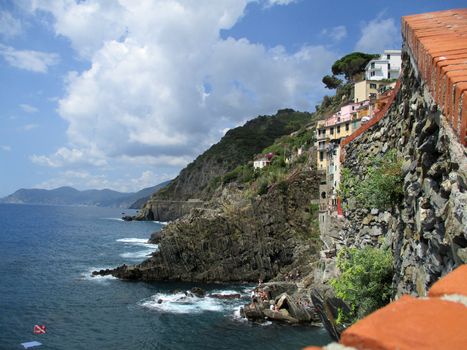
[0,181,171,208]
[107,181,172,209]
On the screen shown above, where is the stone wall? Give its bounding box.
[335,48,466,297]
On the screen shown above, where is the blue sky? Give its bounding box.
[0,0,465,196]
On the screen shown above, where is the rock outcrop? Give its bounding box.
[97,163,322,283]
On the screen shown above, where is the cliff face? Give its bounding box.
[329,50,466,297]
[136,109,313,221]
[103,156,321,283]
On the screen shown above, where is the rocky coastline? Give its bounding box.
[93,44,466,339]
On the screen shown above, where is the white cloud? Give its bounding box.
[265,0,298,6]
[0,44,59,73]
[355,17,399,53]
[31,146,106,168]
[29,1,336,174]
[321,25,347,42]
[1,145,12,152]
[20,103,38,113]
[19,123,39,131]
[0,11,22,38]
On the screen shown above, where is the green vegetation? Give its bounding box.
[155,108,313,200]
[331,246,394,325]
[339,150,403,210]
[331,52,379,82]
[217,126,315,196]
[322,75,342,89]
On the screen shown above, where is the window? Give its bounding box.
[345,123,349,131]
[387,54,390,59]
[337,125,340,133]
[330,127,334,134]
[370,83,377,89]
[388,63,391,70]
[320,151,324,161]
[371,71,375,77]
[371,62,375,68]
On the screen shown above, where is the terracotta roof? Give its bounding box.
[402,8,467,146]
[302,265,467,350]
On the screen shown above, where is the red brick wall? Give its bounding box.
[402,8,467,146]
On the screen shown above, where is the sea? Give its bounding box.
[0,204,331,350]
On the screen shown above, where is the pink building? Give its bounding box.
[323,101,370,127]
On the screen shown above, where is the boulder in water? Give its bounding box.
[190,287,206,298]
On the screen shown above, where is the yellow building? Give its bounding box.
[354,80,395,103]
[316,101,370,171]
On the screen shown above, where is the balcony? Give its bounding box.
[317,133,328,141]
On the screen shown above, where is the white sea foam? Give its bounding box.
[140,292,227,314]
[153,221,168,225]
[120,249,157,259]
[210,289,238,295]
[260,321,273,326]
[232,305,248,322]
[103,217,124,221]
[117,237,159,260]
[117,238,148,244]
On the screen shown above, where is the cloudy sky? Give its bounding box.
[0,0,464,196]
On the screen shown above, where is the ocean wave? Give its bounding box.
[139,290,246,314]
[232,306,248,322]
[103,217,124,221]
[119,249,157,259]
[116,238,148,244]
[153,221,169,225]
[117,237,159,249]
[209,289,250,298]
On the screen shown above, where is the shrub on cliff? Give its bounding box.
[339,150,403,210]
[331,246,393,325]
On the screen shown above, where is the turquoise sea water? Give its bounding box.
[0,204,331,349]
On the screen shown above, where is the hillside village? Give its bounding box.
[252,49,403,237]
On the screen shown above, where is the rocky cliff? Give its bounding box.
[100,154,321,282]
[136,109,313,222]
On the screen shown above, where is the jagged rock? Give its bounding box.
[310,286,350,341]
[274,293,316,323]
[104,169,321,283]
[190,287,205,298]
[240,303,264,321]
[263,308,299,323]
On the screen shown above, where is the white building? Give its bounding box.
[365,50,402,81]
[253,158,270,169]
